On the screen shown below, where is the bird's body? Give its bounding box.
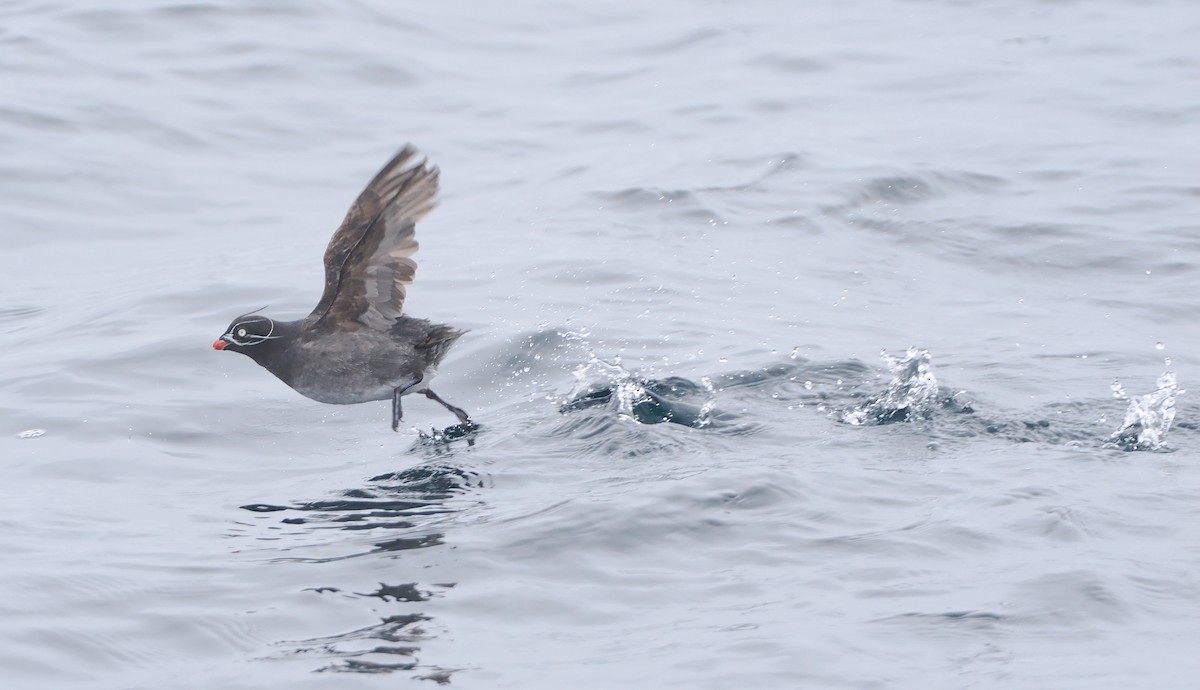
[214,147,471,430]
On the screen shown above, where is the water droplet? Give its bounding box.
[16,429,45,439]
[803,381,813,390]
[1155,342,1165,350]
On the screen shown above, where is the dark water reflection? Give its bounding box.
[238,461,482,677]
[283,588,451,677]
[242,463,483,530]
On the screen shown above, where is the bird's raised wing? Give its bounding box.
[308,146,439,330]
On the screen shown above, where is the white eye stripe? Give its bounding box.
[227,317,281,346]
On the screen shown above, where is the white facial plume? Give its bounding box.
[224,314,280,347]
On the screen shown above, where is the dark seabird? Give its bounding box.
[213,146,471,431]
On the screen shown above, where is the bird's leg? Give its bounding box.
[392,388,404,432]
[421,389,472,425]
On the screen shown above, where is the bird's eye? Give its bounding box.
[237,328,248,338]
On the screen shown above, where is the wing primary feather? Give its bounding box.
[308,147,440,328]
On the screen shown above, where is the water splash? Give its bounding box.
[696,377,717,428]
[1108,371,1179,451]
[416,422,481,448]
[841,348,939,425]
[562,356,715,427]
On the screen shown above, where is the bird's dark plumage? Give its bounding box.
[214,147,471,430]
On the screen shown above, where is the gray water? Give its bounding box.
[3,1,1200,688]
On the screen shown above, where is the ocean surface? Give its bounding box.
[3,1,1200,688]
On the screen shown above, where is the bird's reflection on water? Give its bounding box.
[243,457,482,533]
[241,452,482,679]
[285,583,456,678]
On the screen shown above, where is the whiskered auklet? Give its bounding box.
[213,146,471,430]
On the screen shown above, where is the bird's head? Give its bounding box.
[213,310,280,354]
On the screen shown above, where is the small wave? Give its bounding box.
[705,351,1163,449]
[562,356,715,428]
[826,169,1007,215]
[0,305,42,335]
[590,186,724,224]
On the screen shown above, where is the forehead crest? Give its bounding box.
[234,314,272,329]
